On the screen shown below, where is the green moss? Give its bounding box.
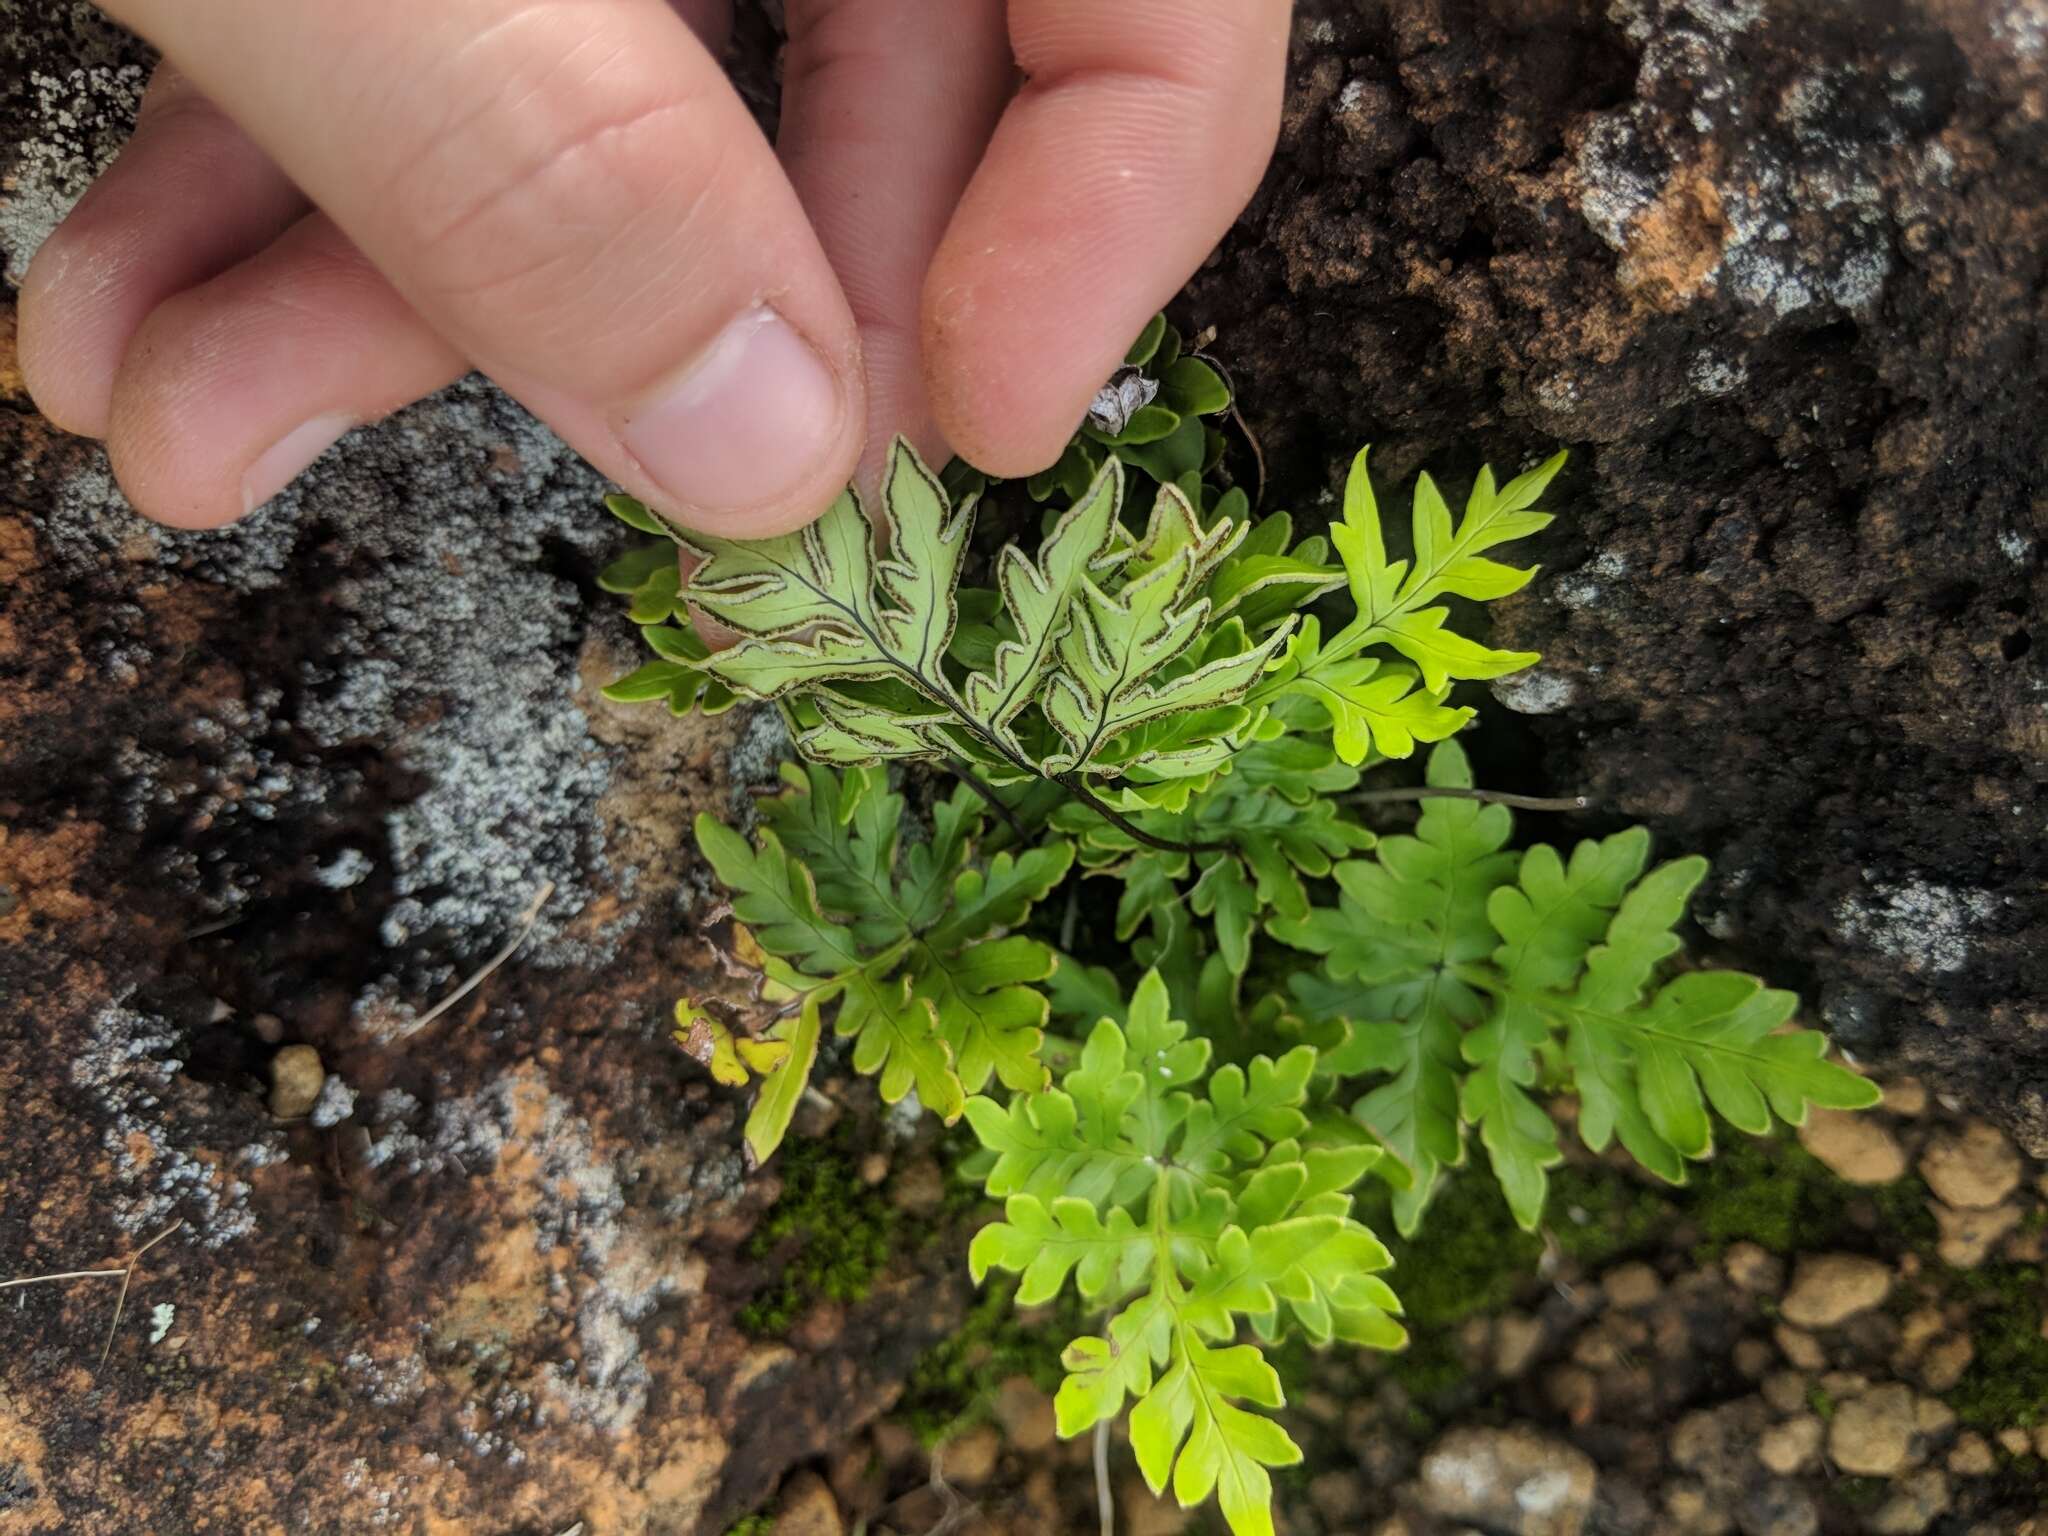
[1806,1383,1836,1420]
[1680,1137,1935,1259]
[721,1518,775,1536]
[1547,1165,1671,1266]
[1370,1175,1545,1330]
[1354,1175,1545,1406]
[897,1277,1074,1444]
[1384,1329,1468,1404]
[737,1138,896,1337]
[1944,1263,2048,1428]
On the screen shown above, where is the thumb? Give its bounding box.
[100,0,865,535]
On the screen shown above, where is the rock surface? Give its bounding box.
[1189,0,2048,1154]
[1799,1108,1908,1185]
[266,1042,326,1120]
[1919,1119,2024,1209]
[1780,1254,1892,1328]
[1828,1383,1919,1476]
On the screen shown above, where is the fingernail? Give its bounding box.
[619,306,843,522]
[242,414,355,514]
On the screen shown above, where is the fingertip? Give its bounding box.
[17,235,107,438]
[102,214,464,530]
[920,276,1083,480]
[103,308,248,528]
[609,303,866,538]
[918,0,1290,481]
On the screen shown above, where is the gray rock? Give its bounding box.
[1417,1426,1597,1536]
[1191,0,2048,1158]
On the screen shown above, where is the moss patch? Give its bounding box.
[1360,1175,1545,1406]
[1547,1165,1670,1267]
[737,1137,896,1337]
[1372,1175,1546,1329]
[1681,1137,1936,1259]
[1944,1262,2048,1429]
[896,1277,1073,1443]
[1829,1475,1887,1511]
[721,1518,775,1536]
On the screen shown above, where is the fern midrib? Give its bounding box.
[1299,494,1524,676]
[793,826,1055,1091]
[1559,1000,1784,1073]
[1140,1167,1286,1524]
[981,544,1094,727]
[1475,868,1616,1085]
[713,536,1048,784]
[749,866,867,975]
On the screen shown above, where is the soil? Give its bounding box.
[2,1,2045,1533]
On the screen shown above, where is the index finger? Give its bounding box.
[96,0,867,534]
[920,0,1292,478]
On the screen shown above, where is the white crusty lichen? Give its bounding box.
[1834,876,2002,976]
[1490,668,1579,716]
[0,5,146,284]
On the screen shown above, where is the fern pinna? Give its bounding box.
[602,384,1877,1534]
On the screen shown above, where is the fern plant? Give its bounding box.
[599,326,1879,1536]
[601,433,1548,836]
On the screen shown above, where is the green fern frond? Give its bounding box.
[1274,742,1880,1233]
[690,763,1070,1164]
[965,971,1402,1536]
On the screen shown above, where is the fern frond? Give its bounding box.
[683,765,1070,1163]
[965,971,1401,1536]
[1277,743,1878,1231]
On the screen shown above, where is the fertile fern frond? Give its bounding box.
[607,441,1295,816]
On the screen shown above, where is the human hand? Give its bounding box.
[19,0,1290,536]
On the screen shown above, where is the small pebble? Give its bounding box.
[268,1044,326,1119]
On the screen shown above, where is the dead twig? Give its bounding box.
[0,1266,127,1289]
[409,880,554,1033]
[178,913,245,941]
[1095,1417,1116,1536]
[99,1219,184,1365]
[0,1218,186,1367]
[913,1439,979,1536]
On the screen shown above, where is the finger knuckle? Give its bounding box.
[385,14,713,321]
